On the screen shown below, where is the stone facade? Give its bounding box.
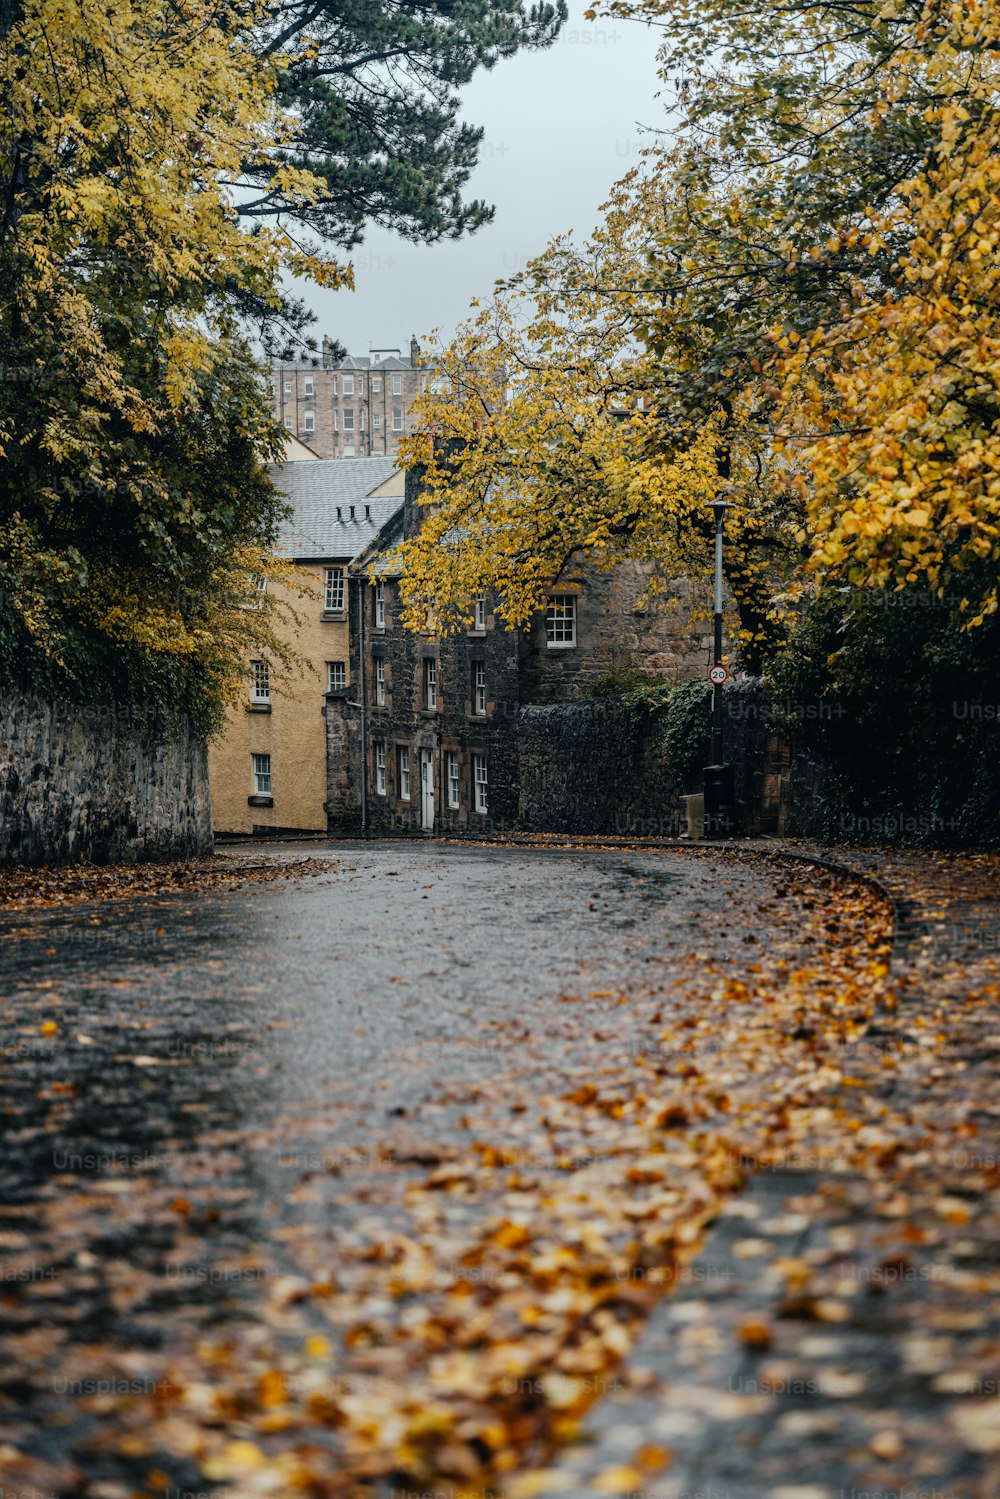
[329,467,715,836]
[0,690,211,866]
[272,338,431,460]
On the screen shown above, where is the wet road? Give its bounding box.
[0,840,841,1494]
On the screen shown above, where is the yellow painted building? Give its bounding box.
[208,456,405,834]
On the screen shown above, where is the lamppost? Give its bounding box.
[704,497,734,836]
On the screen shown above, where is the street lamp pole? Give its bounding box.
[703,497,733,836]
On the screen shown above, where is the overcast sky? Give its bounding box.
[299,4,667,356]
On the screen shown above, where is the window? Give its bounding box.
[343,445,355,457]
[252,753,271,796]
[327,661,346,693]
[283,381,291,394]
[472,661,486,717]
[546,594,577,647]
[342,373,354,395]
[424,658,438,711]
[373,414,381,429]
[473,592,487,631]
[398,746,410,800]
[250,659,269,703]
[303,410,315,432]
[343,410,355,431]
[375,657,386,706]
[392,374,402,395]
[304,375,314,397]
[446,751,460,809]
[331,410,338,430]
[375,741,386,796]
[372,377,381,393]
[323,567,345,612]
[360,409,366,430]
[284,414,293,429]
[473,754,488,814]
[374,582,385,629]
[392,408,403,432]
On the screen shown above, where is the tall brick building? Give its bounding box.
[272,336,431,459]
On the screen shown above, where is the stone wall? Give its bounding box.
[0,691,212,866]
[517,699,689,837]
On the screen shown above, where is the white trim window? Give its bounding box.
[473,592,487,631]
[342,373,354,395]
[391,407,403,432]
[372,377,381,393]
[343,410,355,431]
[375,657,386,706]
[374,582,385,629]
[252,752,271,796]
[375,741,386,796]
[424,657,438,711]
[373,413,381,429]
[446,751,460,809]
[283,380,291,394]
[473,754,488,814]
[323,567,345,612]
[398,745,410,800]
[343,445,355,457]
[546,594,577,648]
[392,374,402,395]
[360,409,367,430]
[472,661,486,717]
[303,375,314,397]
[331,410,338,430]
[303,410,315,432]
[327,661,346,693]
[250,659,269,703]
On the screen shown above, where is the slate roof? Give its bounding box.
[273,457,404,560]
[273,351,422,373]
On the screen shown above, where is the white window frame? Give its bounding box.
[375,741,386,796]
[250,659,269,703]
[373,413,381,429]
[425,657,438,711]
[372,376,381,393]
[331,410,338,430]
[342,373,354,395]
[343,445,355,457]
[252,752,271,796]
[472,661,486,717]
[392,374,402,395]
[391,408,403,432]
[342,409,355,431]
[446,751,460,810]
[303,410,315,433]
[327,661,346,693]
[545,594,577,648]
[375,657,386,706]
[398,745,410,801]
[323,567,345,613]
[473,592,487,631]
[374,582,385,629]
[303,375,314,397]
[360,409,366,430]
[473,754,488,815]
[283,381,291,395]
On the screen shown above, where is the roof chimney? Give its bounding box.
[410,334,420,365]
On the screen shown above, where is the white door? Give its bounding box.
[420,749,435,831]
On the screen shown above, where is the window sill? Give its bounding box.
[420,709,438,719]
[545,641,577,650]
[321,610,347,622]
[246,702,272,714]
[248,795,273,808]
[467,628,487,638]
[467,713,488,723]
[325,689,348,701]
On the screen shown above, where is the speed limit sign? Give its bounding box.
[709,664,729,685]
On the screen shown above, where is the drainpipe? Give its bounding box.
[356,572,367,836]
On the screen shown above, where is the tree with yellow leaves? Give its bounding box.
[0,0,345,724]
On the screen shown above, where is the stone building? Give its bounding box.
[208,457,405,835]
[324,468,712,836]
[271,336,431,460]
